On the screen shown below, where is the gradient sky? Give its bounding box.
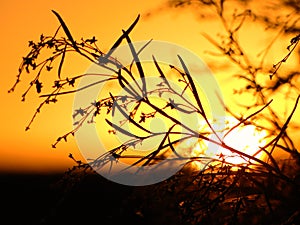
[1,0,206,173]
[0,0,168,173]
[1,0,299,173]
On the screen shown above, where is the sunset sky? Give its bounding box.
[1,0,299,174]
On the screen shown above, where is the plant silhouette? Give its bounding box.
[9,2,300,224]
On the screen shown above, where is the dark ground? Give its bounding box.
[0,172,180,225]
[1,171,299,225]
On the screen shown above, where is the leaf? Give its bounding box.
[99,14,140,63]
[105,119,142,139]
[51,10,80,53]
[132,125,176,168]
[35,80,43,93]
[177,55,204,114]
[109,93,151,134]
[58,45,67,79]
[117,69,140,98]
[168,135,184,159]
[122,30,146,97]
[141,124,177,166]
[152,55,172,90]
[129,39,153,72]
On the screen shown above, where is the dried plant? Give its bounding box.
[9,1,300,224]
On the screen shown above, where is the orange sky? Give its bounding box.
[1,0,209,173]
[0,0,168,173]
[1,0,299,173]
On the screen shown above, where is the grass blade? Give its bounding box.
[177,54,204,115]
[152,55,172,90]
[51,10,80,53]
[105,118,142,139]
[138,124,176,167]
[100,14,140,63]
[109,93,152,134]
[117,69,140,98]
[122,29,146,97]
[58,45,67,79]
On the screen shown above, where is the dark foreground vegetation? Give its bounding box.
[2,166,299,225]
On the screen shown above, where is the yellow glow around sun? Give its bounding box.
[219,120,267,165]
[178,116,267,170]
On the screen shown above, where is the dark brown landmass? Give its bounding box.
[1,168,299,225]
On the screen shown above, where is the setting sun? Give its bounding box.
[215,117,267,165]
[180,116,268,170]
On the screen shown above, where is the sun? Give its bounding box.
[218,119,267,165]
[178,116,268,170]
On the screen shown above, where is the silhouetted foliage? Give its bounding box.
[10,1,300,224]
